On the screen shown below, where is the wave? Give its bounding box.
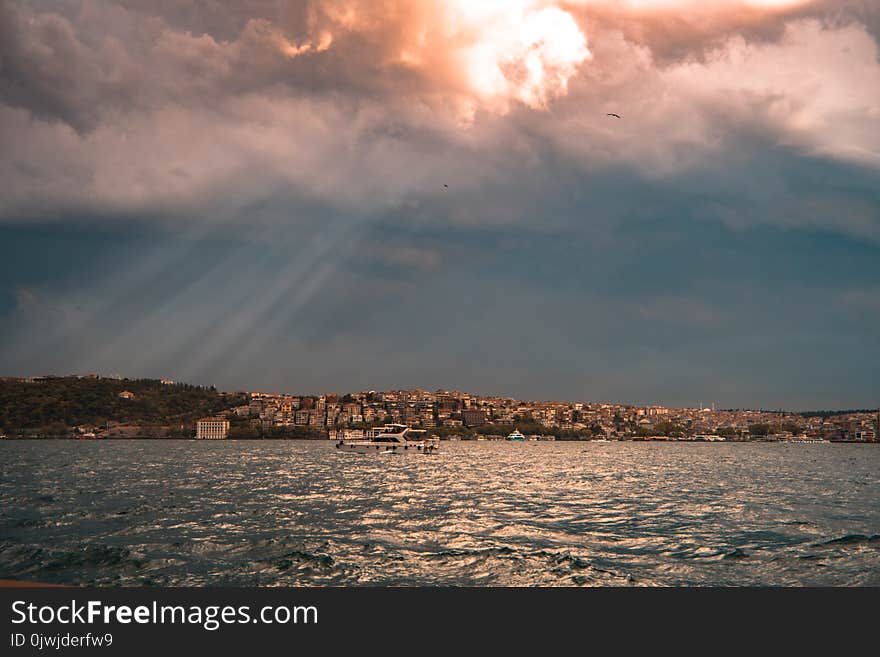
[424,545,637,585]
[274,549,335,572]
[814,534,880,547]
[722,548,750,560]
[0,541,145,581]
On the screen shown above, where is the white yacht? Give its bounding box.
[506,429,526,441]
[335,424,439,454]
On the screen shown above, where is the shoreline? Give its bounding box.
[1,436,876,444]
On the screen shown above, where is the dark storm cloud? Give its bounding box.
[0,0,130,131]
[1,211,877,408]
[0,0,467,134]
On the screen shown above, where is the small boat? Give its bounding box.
[506,429,526,441]
[335,424,439,454]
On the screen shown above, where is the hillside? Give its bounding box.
[0,376,244,435]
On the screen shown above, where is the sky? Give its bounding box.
[0,0,878,409]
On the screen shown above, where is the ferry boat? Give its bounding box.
[335,424,439,454]
[506,429,526,441]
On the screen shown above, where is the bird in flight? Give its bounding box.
[443,184,448,188]
[607,113,621,119]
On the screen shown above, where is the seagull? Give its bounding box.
[607,113,621,119]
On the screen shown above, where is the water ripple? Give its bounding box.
[0,441,878,586]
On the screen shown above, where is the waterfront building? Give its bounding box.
[196,417,229,440]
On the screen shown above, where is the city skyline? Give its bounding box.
[3,373,878,443]
[1,1,879,409]
[2,372,877,415]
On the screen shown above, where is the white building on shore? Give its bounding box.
[196,417,230,440]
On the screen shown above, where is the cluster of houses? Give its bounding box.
[205,388,879,442]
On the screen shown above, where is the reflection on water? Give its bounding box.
[1,440,878,586]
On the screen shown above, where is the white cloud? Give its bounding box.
[0,1,878,242]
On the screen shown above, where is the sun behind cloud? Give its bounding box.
[446,0,591,112]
